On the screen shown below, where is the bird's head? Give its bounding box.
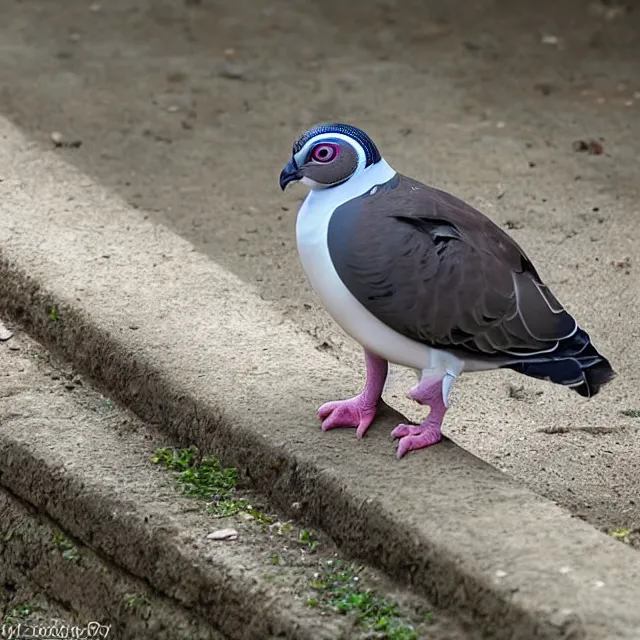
[279,123,382,191]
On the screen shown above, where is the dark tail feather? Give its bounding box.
[503,328,615,398]
[580,356,616,397]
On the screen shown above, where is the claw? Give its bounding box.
[317,395,378,437]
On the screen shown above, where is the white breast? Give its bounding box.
[295,160,465,377]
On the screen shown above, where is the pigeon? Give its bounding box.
[279,123,615,458]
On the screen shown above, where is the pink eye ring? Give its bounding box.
[310,143,339,163]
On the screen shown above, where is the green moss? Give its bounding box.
[152,447,274,524]
[48,304,60,322]
[152,446,237,499]
[123,594,152,619]
[299,528,319,552]
[3,602,40,624]
[276,521,293,535]
[306,560,428,639]
[609,527,631,541]
[153,446,431,639]
[51,530,80,563]
[124,594,151,609]
[620,409,640,418]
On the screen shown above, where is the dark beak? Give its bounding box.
[279,159,300,191]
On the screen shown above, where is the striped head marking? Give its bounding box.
[279,123,382,191]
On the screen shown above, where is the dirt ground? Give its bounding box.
[0,0,639,536]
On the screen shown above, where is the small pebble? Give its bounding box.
[218,63,245,80]
[541,34,560,45]
[572,139,604,155]
[207,528,238,541]
[0,322,13,342]
[51,131,83,149]
[612,257,631,269]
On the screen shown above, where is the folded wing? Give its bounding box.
[327,174,614,396]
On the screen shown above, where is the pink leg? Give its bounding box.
[318,349,388,438]
[391,375,449,459]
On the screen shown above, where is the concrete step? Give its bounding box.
[0,487,225,640]
[0,116,639,639]
[0,325,470,640]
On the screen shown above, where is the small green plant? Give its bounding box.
[124,594,151,610]
[306,560,425,639]
[152,447,273,522]
[48,304,60,322]
[610,527,631,540]
[246,506,274,527]
[51,530,80,563]
[123,594,152,620]
[299,529,319,552]
[214,498,248,517]
[3,602,40,624]
[273,521,293,535]
[271,553,280,566]
[621,409,640,418]
[152,446,237,499]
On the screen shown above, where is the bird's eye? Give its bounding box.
[311,143,339,163]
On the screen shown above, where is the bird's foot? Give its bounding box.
[391,420,443,458]
[318,395,378,439]
[392,375,448,458]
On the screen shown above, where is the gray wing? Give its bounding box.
[327,174,577,360]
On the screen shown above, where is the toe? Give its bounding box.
[317,397,377,435]
[395,427,442,458]
[319,402,360,431]
[396,436,412,458]
[355,411,376,439]
[318,401,341,420]
[320,412,346,431]
[391,424,418,439]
